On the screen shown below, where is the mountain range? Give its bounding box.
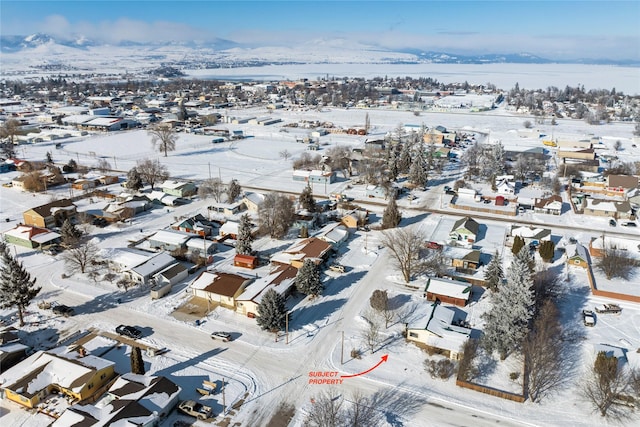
[1,33,638,69]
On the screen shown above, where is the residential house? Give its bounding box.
[161,180,197,198]
[365,185,389,199]
[219,221,239,239]
[189,271,254,309]
[293,213,316,230]
[52,373,181,427]
[534,195,563,215]
[2,225,61,249]
[406,302,471,360]
[606,174,638,198]
[0,327,29,370]
[171,214,215,237]
[292,169,336,185]
[185,237,216,262]
[508,225,552,246]
[496,179,515,194]
[316,223,350,248]
[103,195,152,219]
[449,216,480,246]
[557,148,596,161]
[23,199,77,228]
[444,247,482,274]
[148,229,191,252]
[424,277,472,307]
[236,265,297,317]
[271,237,333,268]
[208,201,244,217]
[153,262,188,287]
[105,248,155,273]
[147,190,179,206]
[0,348,116,409]
[566,243,590,269]
[126,252,177,285]
[583,198,634,220]
[71,178,96,191]
[242,192,265,213]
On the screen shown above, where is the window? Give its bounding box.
[100,373,106,380]
[88,383,94,390]
[574,260,580,265]
[409,332,418,338]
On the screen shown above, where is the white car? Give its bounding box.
[211,332,232,342]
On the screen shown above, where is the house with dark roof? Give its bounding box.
[566,243,590,269]
[236,264,298,317]
[52,373,181,427]
[270,237,333,268]
[424,277,472,307]
[606,174,638,197]
[2,224,61,249]
[534,194,563,215]
[449,217,480,246]
[189,271,254,309]
[23,199,77,228]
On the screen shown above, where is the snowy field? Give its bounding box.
[1,104,640,426]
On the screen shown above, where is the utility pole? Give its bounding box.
[341,330,344,365]
[285,312,289,344]
[208,162,211,179]
[222,377,226,414]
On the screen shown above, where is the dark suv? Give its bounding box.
[52,305,75,317]
[116,325,142,339]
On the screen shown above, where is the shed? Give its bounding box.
[234,254,258,269]
[424,277,472,307]
[495,195,505,206]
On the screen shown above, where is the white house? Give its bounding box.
[316,223,349,248]
[406,302,471,360]
[126,252,176,285]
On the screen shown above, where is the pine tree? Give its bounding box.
[296,259,323,297]
[515,245,536,276]
[397,142,412,174]
[484,250,504,292]
[299,185,316,212]
[538,240,555,263]
[481,253,534,359]
[125,167,143,191]
[256,288,287,333]
[60,218,83,247]
[511,235,525,255]
[408,142,428,187]
[227,179,242,202]
[235,214,254,256]
[130,346,145,374]
[0,242,41,326]
[381,197,401,229]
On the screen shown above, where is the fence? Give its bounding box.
[455,378,526,403]
[450,202,516,217]
[585,264,640,303]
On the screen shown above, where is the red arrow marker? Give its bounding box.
[340,354,388,378]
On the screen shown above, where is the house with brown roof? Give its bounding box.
[606,174,638,197]
[583,198,634,220]
[23,199,77,228]
[534,194,563,215]
[236,264,298,318]
[270,237,333,268]
[189,271,254,309]
[2,224,61,249]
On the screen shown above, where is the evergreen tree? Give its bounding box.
[60,218,83,247]
[227,178,242,202]
[296,259,323,297]
[0,242,41,326]
[511,235,525,255]
[397,142,412,174]
[484,250,504,292]
[481,253,534,359]
[408,146,428,188]
[130,346,145,374]
[381,197,401,229]
[515,245,536,277]
[256,288,287,333]
[538,240,555,263]
[125,167,143,191]
[235,214,254,256]
[299,185,316,212]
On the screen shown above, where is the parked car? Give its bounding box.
[594,304,622,314]
[52,305,75,317]
[582,309,596,327]
[621,221,637,227]
[329,263,345,273]
[43,245,61,255]
[116,325,142,339]
[609,219,617,227]
[210,332,232,342]
[178,400,212,420]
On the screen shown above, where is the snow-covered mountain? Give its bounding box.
[0,33,637,76]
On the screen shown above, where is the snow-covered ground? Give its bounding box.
[2,105,640,426]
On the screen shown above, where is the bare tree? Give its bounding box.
[198,178,225,202]
[522,300,566,402]
[258,193,294,238]
[596,244,639,280]
[583,351,634,419]
[380,227,427,283]
[22,170,46,192]
[292,152,322,170]
[305,390,344,427]
[147,123,177,157]
[279,149,291,161]
[61,241,101,275]
[362,311,381,354]
[0,118,21,146]
[326,145,352,178]
[613,140,622,152]
[369,289,394,328]
[227,178,242,202]
[136,158,169,190]
[96,158,111,173]
[456,338,479,381]
[344,390,383,427]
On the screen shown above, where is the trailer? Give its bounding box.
[150,282,172,300]
[594,304,622,314]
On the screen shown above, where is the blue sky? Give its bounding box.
[1,1,639,59]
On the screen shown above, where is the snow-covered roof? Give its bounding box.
[220,221,239,235]
[161,180,192,190]
[510,225,551,240]
[30,231,61,244]
[425,277,472,301]
[0,350,114,397]
[101,248,152,270]
[130,252,176,278]
[237,265,297,304]
[186,237,216,251]
[407,303,471,352]
[150,229,191,246]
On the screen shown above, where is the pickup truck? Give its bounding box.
[582,309,596,326]
[594,304,622,315]
[178,400,213,420]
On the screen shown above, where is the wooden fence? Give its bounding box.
[450,202,516,217]
[586,264,640,303]
[455,378,525,403]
